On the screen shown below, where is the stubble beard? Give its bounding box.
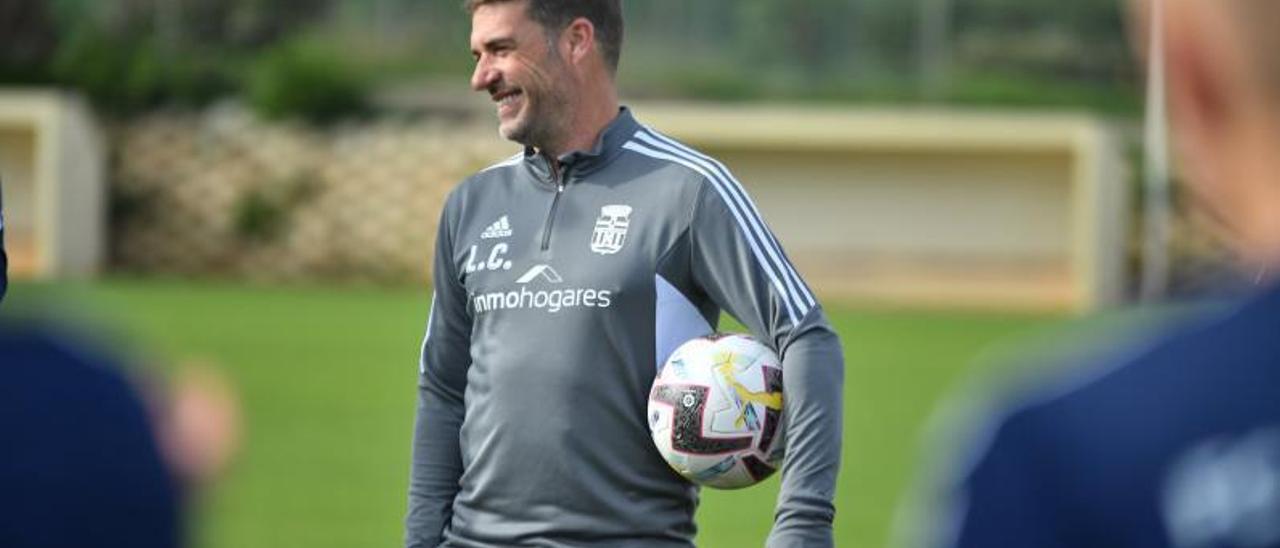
[500,50,573,153]
[501,87,572,153]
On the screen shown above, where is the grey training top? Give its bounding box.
[406,108,844,548]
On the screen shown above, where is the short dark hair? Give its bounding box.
[465,0,623,74]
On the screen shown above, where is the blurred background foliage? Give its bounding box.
[0,0,1139,121]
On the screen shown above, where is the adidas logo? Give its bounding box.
[481,215,513,239]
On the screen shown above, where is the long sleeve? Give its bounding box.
[687,179,845,547]
[405,199,473,548]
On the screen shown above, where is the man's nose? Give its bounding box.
[472,62,498,93]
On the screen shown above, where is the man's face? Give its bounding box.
[470,1,573,148]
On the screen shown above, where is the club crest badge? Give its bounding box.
[591,205,633,255]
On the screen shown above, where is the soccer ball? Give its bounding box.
[647,333,785,489]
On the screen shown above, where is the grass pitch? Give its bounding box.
[10,279,1093,548]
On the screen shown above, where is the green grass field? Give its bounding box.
[10,279,1134,548]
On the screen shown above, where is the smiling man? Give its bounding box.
[404,1,845,547]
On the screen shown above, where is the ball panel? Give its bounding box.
[650,383,753,456]
[742,454,778,483]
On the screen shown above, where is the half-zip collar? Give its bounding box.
[523,107,641,188]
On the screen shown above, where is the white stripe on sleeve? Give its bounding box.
[418,292,436,375]
[638,128,818,310]
[622,140,802,325]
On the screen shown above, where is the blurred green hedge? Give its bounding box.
[246,37,369,123]
[51,27,237,113]
[2,0,369,123]
[44,28,368,122]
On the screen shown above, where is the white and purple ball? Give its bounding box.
[648,333,785,489]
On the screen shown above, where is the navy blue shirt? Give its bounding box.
[0,325,181,548]
[942,284,1280,548]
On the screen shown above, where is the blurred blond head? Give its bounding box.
[1139,0,1280,270]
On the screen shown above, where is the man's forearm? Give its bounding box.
[405,387,465,548]
[768,326,844,548]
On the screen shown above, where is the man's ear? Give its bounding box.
[1167,28,1228,139]
[1165,11,1230,190]
[562,18,596,67]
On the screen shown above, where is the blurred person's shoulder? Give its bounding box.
[0,320,160,440]
[951,285,1280,545]
[1,321,122,370]
[0,321,182,548]
[1006,284,1280,443]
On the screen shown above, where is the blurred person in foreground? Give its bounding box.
[0,318,241,548]
[404,1,844,546]
[929,0,1280,546]
[1,322,179,548]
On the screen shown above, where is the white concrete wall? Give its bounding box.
[0,89,106,279]
[635,104,1129,311]
[0,126,38,276]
